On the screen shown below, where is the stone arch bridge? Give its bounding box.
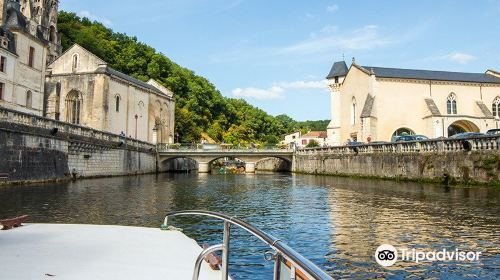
[158,148,294,173]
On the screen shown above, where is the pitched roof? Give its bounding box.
[476,101,494,118]
[360,94,375,118]
[96,66,165,95]
[301,131,327,138]
[424,98,441,116]
[326,61,348,79]
[360,66,500,84]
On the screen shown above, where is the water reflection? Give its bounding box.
[0,174,498,279]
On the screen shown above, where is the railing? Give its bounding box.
[297,136,500,156]
[163,210,332,280]
[157,143,294,153]
[0,106,155,151]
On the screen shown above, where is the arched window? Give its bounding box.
[447,93,457,115]
[351,97,357,125]
[492,97,500,118]
[72,54,78,71]
[26,91,32,109]
[66,91,81,124]
[115,95,121,112]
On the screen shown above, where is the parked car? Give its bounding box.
[369,141,390,145]
[486,129,500,136]
[346,141,365,146]
[394,135,429,142]
[449,132,484,139]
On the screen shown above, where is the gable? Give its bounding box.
[48,44,107,74]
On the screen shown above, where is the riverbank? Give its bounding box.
[293,140,500,187]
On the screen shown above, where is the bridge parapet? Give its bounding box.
[296,136,500,155]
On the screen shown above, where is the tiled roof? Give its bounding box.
[302,131,327,138]
[361,66,500,84]
[326,61,348,79]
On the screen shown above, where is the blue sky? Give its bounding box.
[60,0,500,121]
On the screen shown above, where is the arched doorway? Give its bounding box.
[391,127,415,141]
[447,120,479,137]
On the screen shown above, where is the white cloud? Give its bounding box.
[78,10,113,26]
[327,4,339,12]
[232,80,328,100]
[444,52,476,64]
[232,86,284,100]
[281,25,392,55]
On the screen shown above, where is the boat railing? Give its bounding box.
[163,210,332,280]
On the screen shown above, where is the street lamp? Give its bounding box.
[134,114,138,139]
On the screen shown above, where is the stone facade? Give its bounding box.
[0,107,157,184]
[0,0,61,116]
[45,44,175,144]
[326,60,500,145]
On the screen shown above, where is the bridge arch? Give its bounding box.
[158,150,294,174]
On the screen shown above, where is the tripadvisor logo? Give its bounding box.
[375,244,482,267]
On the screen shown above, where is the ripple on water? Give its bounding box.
[0,173,498,279]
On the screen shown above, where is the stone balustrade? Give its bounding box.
[297,136,500,156]
[0,107,155,151]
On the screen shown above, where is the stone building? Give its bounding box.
[45,44,175,144]
[325,59,500,145]
[0,0,61,116]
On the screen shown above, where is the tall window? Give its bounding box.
[26,91,32,109]
[493,97,500,118]
[28,46,35,67]
[351,97,357,125]
[0,56,6,72]
[447,93,457,115]
[72,54,78,71]
[115,95,121,112]
[66,91,81,124]
[0,82,4,100]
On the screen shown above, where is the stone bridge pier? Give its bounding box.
[158,149,294,173]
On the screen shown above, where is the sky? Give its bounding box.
[59,0,500,121]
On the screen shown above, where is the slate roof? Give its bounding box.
[361,66,500,84]
[0,27,17,54]
[476,101,494,118]
[96,66,165,95]
[360,94,375,118]
[326,61,348,79]
[424,98,441,116]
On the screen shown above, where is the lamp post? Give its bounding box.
[134,114,138,139]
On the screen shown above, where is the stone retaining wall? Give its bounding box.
[0,107,157,184]
[293,137,500,185]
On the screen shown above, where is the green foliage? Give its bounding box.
[58,11,326,144]
[306,139,320,148]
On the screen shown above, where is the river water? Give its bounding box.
[0,173,498,279]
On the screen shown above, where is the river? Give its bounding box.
[0,173,498,279]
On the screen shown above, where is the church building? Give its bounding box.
[325,59,500,145]
[45,44,175,144]
[0,0,176,145]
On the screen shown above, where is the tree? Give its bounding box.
[306,140,320,148]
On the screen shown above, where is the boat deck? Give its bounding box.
[0,224,224,280]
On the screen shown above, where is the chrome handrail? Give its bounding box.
[163,210,332,280]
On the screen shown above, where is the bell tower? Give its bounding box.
[325,60,349,146]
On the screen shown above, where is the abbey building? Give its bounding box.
[325,59,500,145]
[0,0,175,144]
